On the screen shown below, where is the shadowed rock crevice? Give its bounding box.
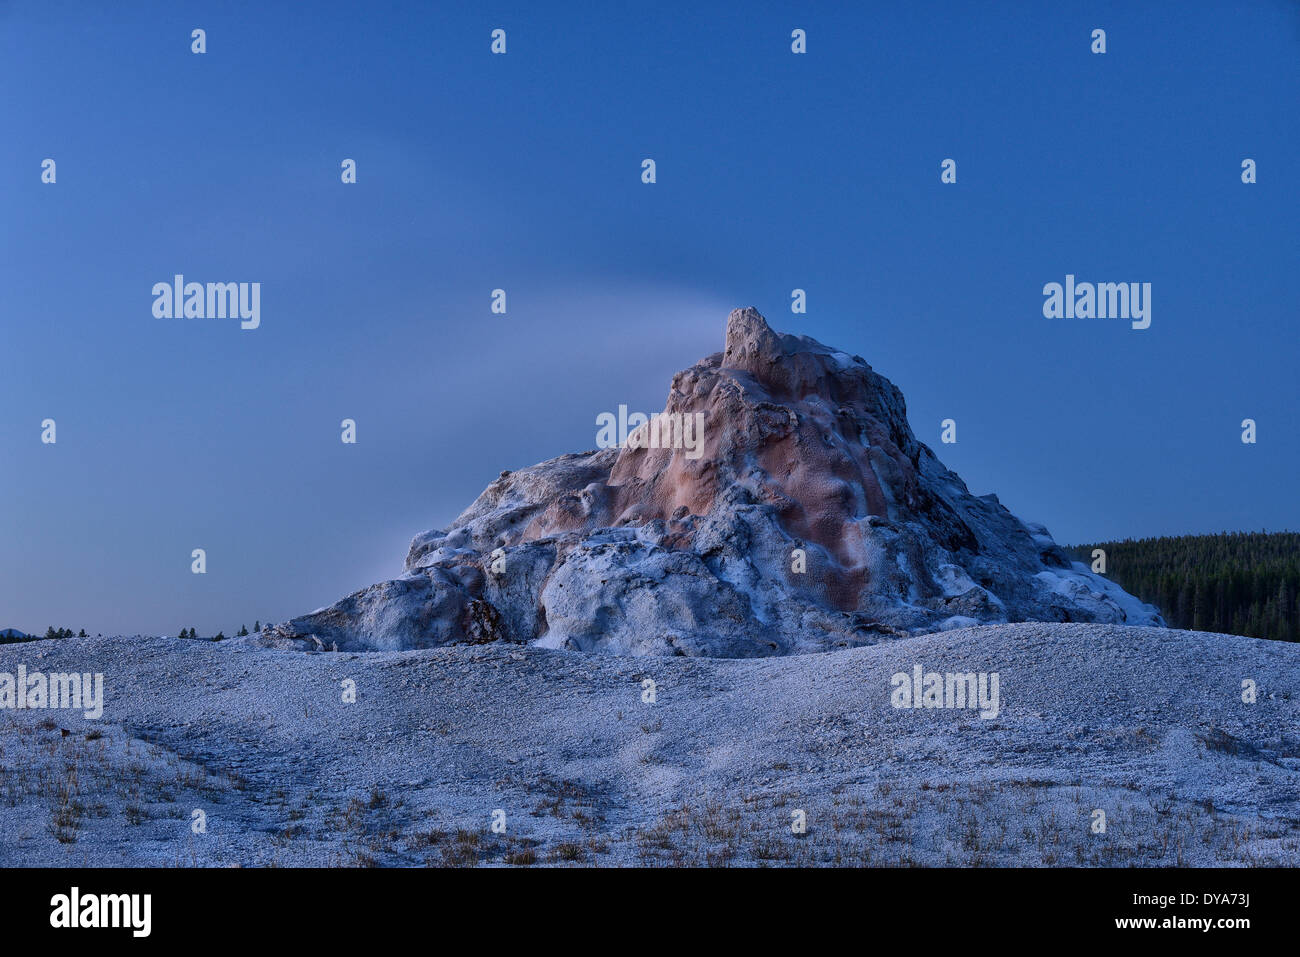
[254,307,1162,655]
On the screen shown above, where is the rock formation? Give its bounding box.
[255,307,1162,655]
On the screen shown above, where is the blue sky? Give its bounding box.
[2,0,1297,635]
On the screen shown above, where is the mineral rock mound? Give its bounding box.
[256,307,1162,655]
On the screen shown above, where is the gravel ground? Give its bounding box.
[0,623,1296,867]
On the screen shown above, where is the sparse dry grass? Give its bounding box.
[627,779,1300,867]
[0,715,229,856]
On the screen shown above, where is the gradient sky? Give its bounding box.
[2,0,1297,636]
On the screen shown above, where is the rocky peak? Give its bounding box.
[253,307,1163,655]
[722,305,783,367]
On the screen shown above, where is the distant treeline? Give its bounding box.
[0,627,85,644]
[0,623,263,644]
[1068,531,1300,642]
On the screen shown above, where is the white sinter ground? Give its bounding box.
[0,622,1296,866]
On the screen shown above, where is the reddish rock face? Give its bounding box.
[261,307,1163,655]
[606,308,922,595]
[508,307,936,614]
